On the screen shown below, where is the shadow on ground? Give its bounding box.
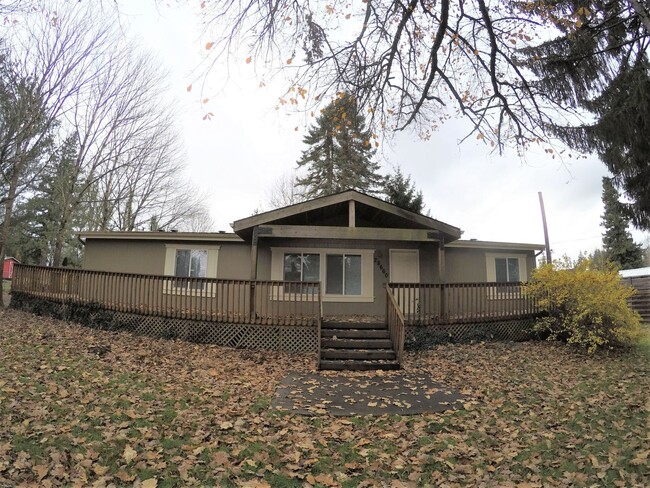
[272,372,465,416]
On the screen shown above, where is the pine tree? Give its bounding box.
[296,92,383,198]
[601,177,644,270]
[384,166,425,214]
[522,2,650,228]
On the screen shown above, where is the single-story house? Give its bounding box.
[80,190,544,317]
[3,257,20,280]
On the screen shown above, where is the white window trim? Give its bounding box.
[485,252,527,299]
[271,247,374,303]
[163,244,220,295]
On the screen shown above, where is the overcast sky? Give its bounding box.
[116,2,647,260]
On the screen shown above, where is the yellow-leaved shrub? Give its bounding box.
[524,258,641,352]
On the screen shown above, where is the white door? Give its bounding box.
[389,249,420,317]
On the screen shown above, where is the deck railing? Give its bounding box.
[385,284,405,365]
[389,282,545,326]
[12,264,321,326]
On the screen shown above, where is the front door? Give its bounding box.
[389,249,420,317]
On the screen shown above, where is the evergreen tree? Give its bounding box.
[601,177,644,270]
[296,92,382,198]
[384,166,425,214]
[522,2,650,228]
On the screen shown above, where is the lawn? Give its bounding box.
[0,308,648,487]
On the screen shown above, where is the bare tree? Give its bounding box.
[3,2,204,266]
[265,171,307,209]
[196,1,649,154]
[197,1,564,151]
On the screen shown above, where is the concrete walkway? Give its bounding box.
[272,372,464,416]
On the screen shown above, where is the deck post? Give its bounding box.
[438,240,446,320]
[250,226,259,320]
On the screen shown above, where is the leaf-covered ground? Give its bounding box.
[0,308,648,487]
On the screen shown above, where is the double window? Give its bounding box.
[276,248,371,300]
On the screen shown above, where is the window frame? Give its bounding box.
[485,252,527,299]
[325,253,363,296]
[163,244,220,295]
[271,247,374,302]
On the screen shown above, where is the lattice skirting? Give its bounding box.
[110,312,318,352]
[406,318,536,350]
[11,294,318,352]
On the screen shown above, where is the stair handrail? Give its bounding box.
[385,284,406,367]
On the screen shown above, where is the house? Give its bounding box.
[2,257,19,280]
[80,190,544,317]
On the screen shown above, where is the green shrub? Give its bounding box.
[524,258,641,352]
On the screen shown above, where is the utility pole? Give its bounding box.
[538,192,552,264]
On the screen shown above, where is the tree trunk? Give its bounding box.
[0,173,19,307]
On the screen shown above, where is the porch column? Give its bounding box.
[348,200,356,227]
[250,226,260,280]
[438,240,446,320]
[250,226,260,321]
[438,240,446,283]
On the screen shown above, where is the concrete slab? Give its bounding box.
[272,372,465,416]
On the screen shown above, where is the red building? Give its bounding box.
[3,257,19,280]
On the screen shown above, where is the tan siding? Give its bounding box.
[445,248,488,282]
[217,243,252,280]
[83,240,166,275]
[445,247,537,282]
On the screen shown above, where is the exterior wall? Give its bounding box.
[83,239,252,279]
[217,243,251,280]
[82,237,538,319]
[83,240,167,275]
[445,247,537,283]
[258,238,439,316]
[445,248,489,283]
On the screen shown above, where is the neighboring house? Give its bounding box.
[80,190,544,316]
[2,257,19,280]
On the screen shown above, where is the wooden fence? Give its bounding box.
[389,282,544,326]
[11,264,321,326]
[621,275,650,323]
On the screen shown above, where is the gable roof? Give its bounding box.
[231,190,462,242]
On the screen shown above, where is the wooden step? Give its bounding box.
[320,348,396,360]
[321,329,390,339]
[321,338,393,349]
[321,321,385,330]
[319,359,400,371]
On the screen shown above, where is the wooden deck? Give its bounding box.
[12,264,551,370]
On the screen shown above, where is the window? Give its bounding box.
[326,254,362,295]
[271,247,374,302]
[163,244,220,294]
[495,257,520,283]
[485,253,527,291]
[175,249,207,289]
[283,253,319,293]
